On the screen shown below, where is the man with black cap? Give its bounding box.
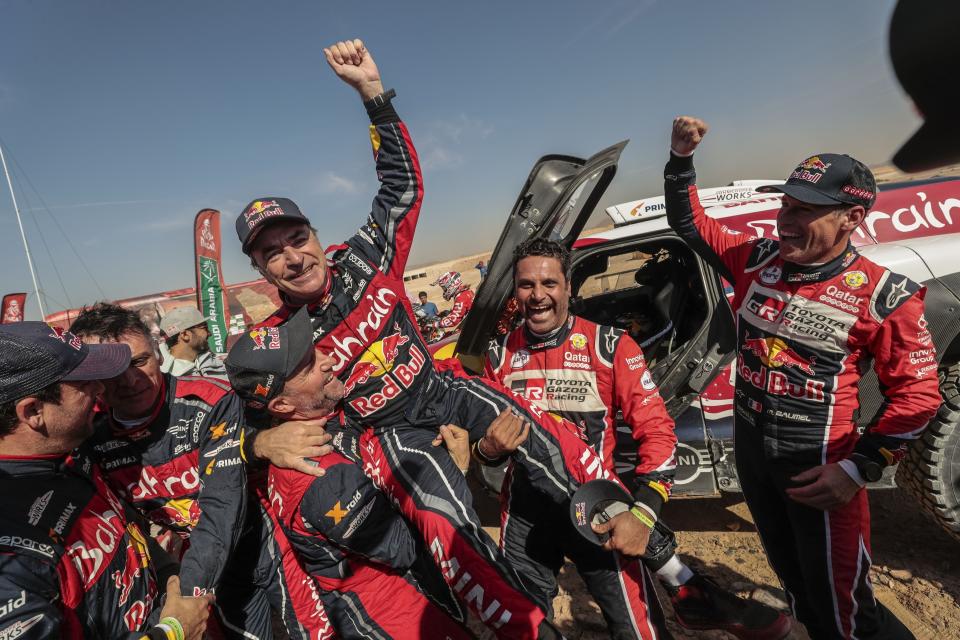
[0,322,213,639]
[238,38,661,638]
[226,308,475,639]
[664,116,941,639]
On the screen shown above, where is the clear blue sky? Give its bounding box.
[0,0,916,320]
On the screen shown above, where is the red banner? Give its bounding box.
[193,209,231,354]
[1,293,26,323]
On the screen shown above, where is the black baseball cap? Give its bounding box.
[236,197,312,255]
[224,307,315,407]
[569,479,633,546]
[889,0,960,172]
[0,322,131,404]
[757,154,877,210]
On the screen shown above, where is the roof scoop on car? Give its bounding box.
[605,179,785,227]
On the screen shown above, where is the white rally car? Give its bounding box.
[447,141,960,542]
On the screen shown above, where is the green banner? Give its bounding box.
[198,256,228,354]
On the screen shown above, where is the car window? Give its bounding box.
[578,249,660,298]
[550,170,604,242]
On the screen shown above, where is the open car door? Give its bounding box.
[455,141,627,372]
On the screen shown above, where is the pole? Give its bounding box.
[0,142,45,319]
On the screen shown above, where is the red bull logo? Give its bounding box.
[737,354,825,402]
[244,199,280,222]
[248,327,280,350]
[342,323,410,395]
[158,499,200,529]
[348,345,427,417]
[790,156,832,185]
[798,156,831,172]
[743,337,816,375]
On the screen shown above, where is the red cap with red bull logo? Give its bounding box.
[757,153,876,209]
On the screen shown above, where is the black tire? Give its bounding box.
[897,361,960,542]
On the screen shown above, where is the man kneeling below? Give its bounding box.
[225,307,477,639]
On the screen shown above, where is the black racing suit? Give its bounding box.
[86,374,257,637]
[257,93,663,638]
[664,152,941,639]
[0,452,171,639]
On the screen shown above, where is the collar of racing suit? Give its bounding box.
[781,243,859,283]
[522,314,575,351]
[0,452,73,475]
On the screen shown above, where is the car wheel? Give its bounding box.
[897,360,960,542]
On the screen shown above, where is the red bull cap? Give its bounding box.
[224,307,315,405]
[757,153,876,209]
[236,196,312,255]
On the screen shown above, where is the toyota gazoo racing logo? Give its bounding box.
[743,336,816,375]
[342,323,409,395]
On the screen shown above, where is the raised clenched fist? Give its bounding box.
[323,39,384,101]
[671,116,709,156]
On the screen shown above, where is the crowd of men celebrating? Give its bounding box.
[0,19,952,640]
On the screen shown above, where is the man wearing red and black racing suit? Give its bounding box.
[0,321,211,639]
[268,420,470,640]
[664,117,941,639]
[242,39,659,639]
[486,313,677,638]
[437,287,474,330]
[69,305,259,637]
[0,452,171,639]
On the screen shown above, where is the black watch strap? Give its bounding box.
[363,88,396,110]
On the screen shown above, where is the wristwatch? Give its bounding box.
[851,453,883,483]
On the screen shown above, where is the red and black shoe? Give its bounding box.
[669,574,792,640]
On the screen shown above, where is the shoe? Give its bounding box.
[669,574,792,640]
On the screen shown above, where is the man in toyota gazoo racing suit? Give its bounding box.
[70,303,322,639]
[485,238,790,640]
[664,117,941,639]
[238,39,662,638]
[432,270,474,330]
[227,307,473,638]
[0,322,213,639]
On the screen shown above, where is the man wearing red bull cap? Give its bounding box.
[225,307,473,639]
[0,321,214,639]
[239,38,661,638]
[664,117,941,639]
[69,303,322,640]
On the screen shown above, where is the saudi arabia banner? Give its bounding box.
[194,209,230,354]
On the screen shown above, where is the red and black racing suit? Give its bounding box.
[0,452,171,639]
[437,288,474,330]
[86,375,261,637]
[267,418,469,639]
[664,152,941,639]
[485,314,676,638]
[257,93,660,638]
